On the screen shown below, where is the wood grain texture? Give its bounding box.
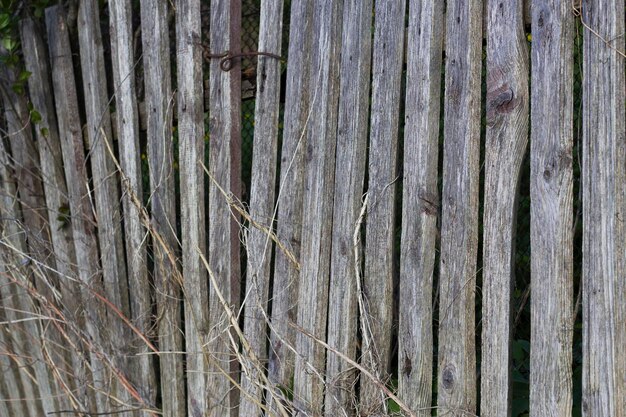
[175,0,210,415]
[529,2,574,417]
[267,0,313,412]
[140,1,185,416]
[291,0,342,414]
[46,6,107,412]
[359,1,405,414]
[482,1,529,416]
[0,140,41,417]
[207,1,242,415]
[239,0,284,415]
[323,0,372,415]
[20,18,82,410]
[398,1,443,415]
[77,3,132,377]
[437,0,482,415]
[1,61,61,417]
[108,0,157,408]
[581,0,626,415]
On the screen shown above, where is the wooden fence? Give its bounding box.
[0,0,624,416]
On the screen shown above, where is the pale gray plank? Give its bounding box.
[481,1,530,416]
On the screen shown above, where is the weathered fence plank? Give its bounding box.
[140,0,185,416]
[481,1,529,416]
[267,0,313,412]
[77,2,134,411]
[323,0,372,415]
[175,0,210,415]
[109,0,157,408]
[398,1,443,415]
[1,64,56,417]
[437,0,483,414]
[529,2,574,417]
[581,0,626,415]
[239,0,284,415]
[20,18,83,411]
[0,142,37,417]
[292,0,342,413]
[207,1,242,415]
[360,0,406,414]
[46,6,106,412]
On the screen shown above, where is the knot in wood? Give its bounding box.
[442,364,456,389]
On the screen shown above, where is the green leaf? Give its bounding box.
[18,70,31,82]
[30,110,42,124]
[1,36,16,51]
[0,14,9,30]
[40,127,49,138]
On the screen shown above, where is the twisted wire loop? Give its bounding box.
[199,45,283,71]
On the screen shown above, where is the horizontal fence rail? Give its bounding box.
[0,0,624,416]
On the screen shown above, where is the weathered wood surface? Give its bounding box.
[323,0,372,415]
[529,1,574,417]
[437,0,482,415]
[0,62,58,417]
[267,0,312,412]
[140,0,185,416]
[398,1,443,415]
[109,0,157,408]
[581,0,626,415]
[20,18,83,411]
[481,1,530,416]
[292,0,342,414]
[46,6,106,412]
[207,1,242,415]
[0,140,39,417]
[239,0,283,415]
[175,0,209,415]
[359,0,405,414]
[77,4,134,412]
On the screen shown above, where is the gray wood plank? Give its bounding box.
[529,1,574,417]
[581,0,626,415]
[76,3,134,411]
[266,0,313,412]
[239,0,284,415]
[108,0,157,409]
[481,1,530,416]
[206,1,242,415]
[436,0,483,414]
[398,1,443,415]
[323,0,372,415]
[360,1,405,414]
[175,0,210,415]
[140,0,185,416]
[291,0,342,414]
[20,18,83,411]
[45,6,107,412]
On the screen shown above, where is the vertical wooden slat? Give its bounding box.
[323,0,372,414]
[437,0,482,414]
[207,1,242,415]
[0,142,36,417]
[46,6,105,412]
[581,0,626,415]
[398,1,443,415]
[267,0,312,412]
[1,64,57,417]
[19,18,83,410]
[76,3,133,410]
[239,0,284,415]
[529,1,574,416]
[108,0,157,408]
[291,0,342,414]
[140,1,185,416]
[360,0,405,414]
[175,0,209,415]
[481,1,530,416]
